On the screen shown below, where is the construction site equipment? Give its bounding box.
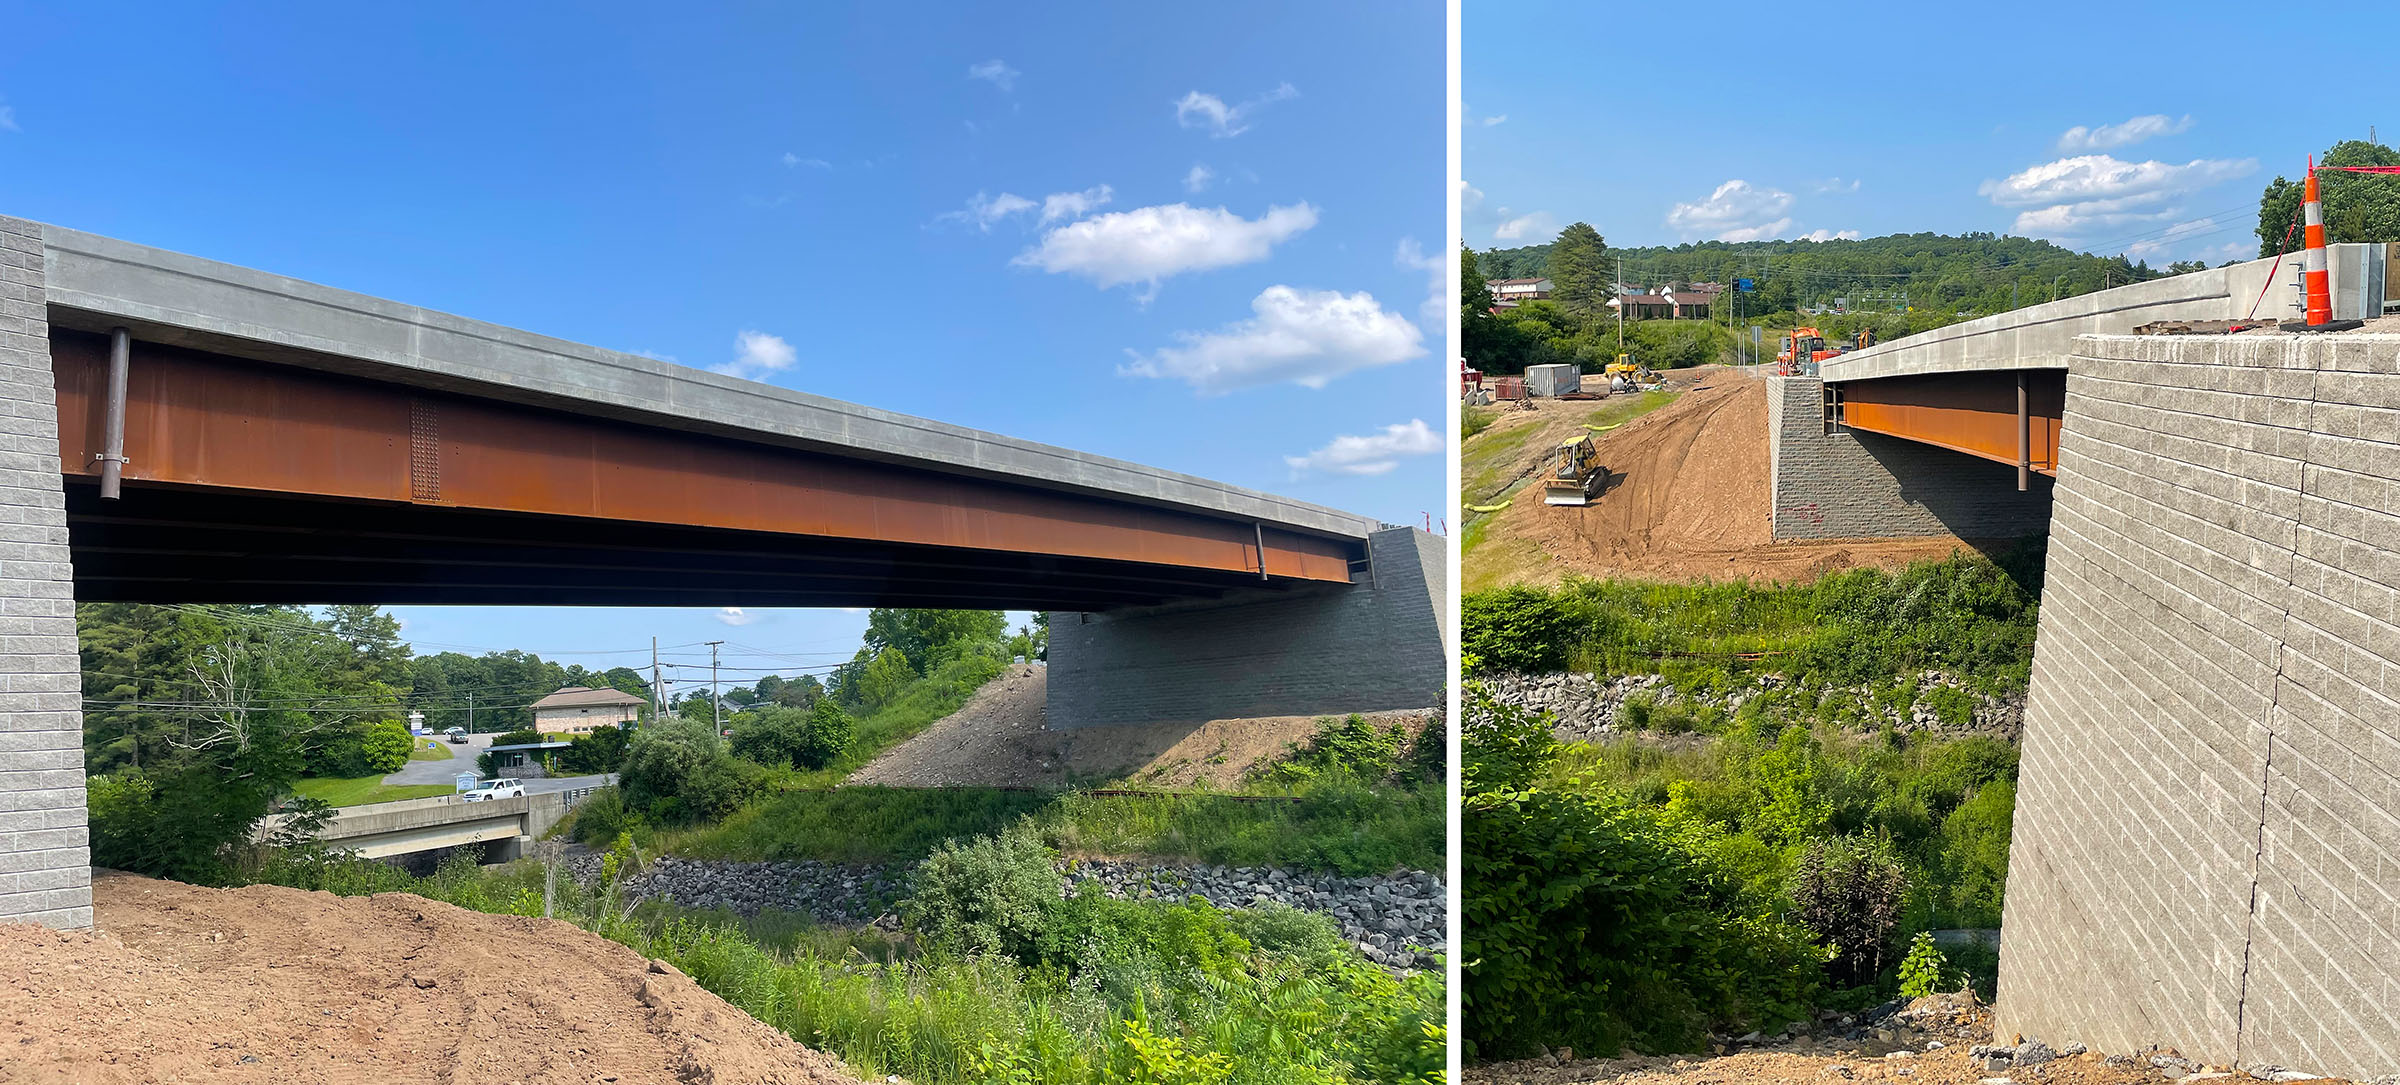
[1542,434,1605,506]
[1603,352,1655,392]
[1525,362,1582,397]
[1776,326,1841,376]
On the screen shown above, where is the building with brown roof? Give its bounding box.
[528,686,647,736]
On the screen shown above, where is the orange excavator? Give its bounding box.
[1775,326,1842,375]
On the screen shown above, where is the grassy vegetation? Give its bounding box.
[1464,546,2045,693]
[798,651,1010,788]
[253,828,1443,1084]
[1460,402,1496,440]
[628,714,1445,877]
[289,775,457,807]
[408,739,453,761]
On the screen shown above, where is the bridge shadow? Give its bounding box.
[1851,431,2055,595]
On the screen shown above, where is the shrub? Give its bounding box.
[1896,931,1950,998]
[1250,714,1408,787]
[1461,587,1578,675]
[1792,836,1909,989]
[568,785,633,845]
[358,719,413,775]
[898,824,1062,961]
[620,718,761,825]
[560,725,630,775]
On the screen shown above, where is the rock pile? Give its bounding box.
[1065,860,1445,971]
[587,853,1445,972]
[618,857,905,923]
[1478,669,2025,741]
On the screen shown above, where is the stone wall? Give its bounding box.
[1767,374,2055,542]
[1046,526,1446,728]
[0,216,91,929]
[1997,333,2400,1079]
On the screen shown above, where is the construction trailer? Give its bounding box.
[1525,363,1582,397]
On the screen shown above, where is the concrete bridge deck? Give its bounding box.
[261,788,597,861]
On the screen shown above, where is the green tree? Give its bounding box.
[2257,140,2400,257]
[619,718,760,824]
[357,719,413,775]
[862,609,1007,671]
[854,647,915,710]
[1545,222,1610,321]
[1461,239,1496,316]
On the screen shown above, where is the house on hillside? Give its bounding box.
[1611,293,1673,320]
[1489,277,1552,303]
[528,686,646,736]
[1666,291,1714,319]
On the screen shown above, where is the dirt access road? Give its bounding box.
[849,663,1431,788]
[1465,365,1981,590]
[0,872,856,1084]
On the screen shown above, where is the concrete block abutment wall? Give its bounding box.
[1045,526,1446,728]
[0,217,92,929]
[1766,374,2054,542]
[1997,333,2400,1078]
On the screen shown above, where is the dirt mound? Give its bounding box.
[1475,367,1979,587]
[848,664,1430,789]
[0,872,856,1084]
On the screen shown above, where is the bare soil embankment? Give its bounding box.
[1466,366,1982,590]
[0,872,857,1085]
[848,663,1430,788]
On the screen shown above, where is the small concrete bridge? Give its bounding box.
[1769,244,2400,1078]
[262,787,601,862]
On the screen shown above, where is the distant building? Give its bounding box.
[1612,293,1674,320]
[1665,292,1714,319]
[1489,277,1552,302]
[528,686,646,736]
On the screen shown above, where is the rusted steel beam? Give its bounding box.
[1835,370,2065,476]
[50,332,1357,583]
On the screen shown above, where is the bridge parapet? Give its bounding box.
[1819,246,2389,384]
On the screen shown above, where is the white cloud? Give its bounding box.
[1284,419,1442,477]
[1810,177,1860,194]
[715,607,757,627]
[1039,184,1114,224]
[1481,114,1507,127]
[1174,82,1298,138]
[712,330,798,381]
[967,59,1020,91]
[1394,237,1449,328]
[1667,180,1795,241]
[1459,180,1484,212]
[2057,113,2193,152]
[1121,286,1423,394]
[1493,210,1557,241]
[0,101,15,133]
[1013,202,1317,298]
[1184,164,1215,193]
[935,190,1038,231]
[782,152,831,169]
[1797,228,1861,242]
[2125,217,2221,259]
[1977,154,2253,207]
[1979,153,2255,238]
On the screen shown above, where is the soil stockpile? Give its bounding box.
[849,663,1430,788]
[1472,368,1981,587]
[0,872,857,1085]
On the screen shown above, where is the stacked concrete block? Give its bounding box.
[1766,374,2053,542]
[0,216,91,929]
[1046,527,1446,728]
[1996,333,2400,1079]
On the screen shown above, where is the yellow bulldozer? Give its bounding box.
[1542,434,1606,506]
[1602,353,1653,390]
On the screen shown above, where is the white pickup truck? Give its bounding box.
[460,778,526,802]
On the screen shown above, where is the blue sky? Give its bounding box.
[1466,0,2400,266]
[0,2,1444,680]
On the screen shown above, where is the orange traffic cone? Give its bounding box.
[2303,156,2332,326]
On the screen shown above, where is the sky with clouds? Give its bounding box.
[1466,0,2398,267]
[0,2,1443,681]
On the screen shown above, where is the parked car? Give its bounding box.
[460,778,525,802]
[445,727,469,745]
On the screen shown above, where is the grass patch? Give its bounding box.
[408,740,454,762]
[290,775,457,807]
[664,786,1054,864]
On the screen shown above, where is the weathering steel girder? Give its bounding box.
[48,330,1356,586]
[1835,370,2066,476]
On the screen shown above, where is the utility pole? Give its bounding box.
[1615,255,1625,352]
[466,690,474,735]
[706,640,725,732]
[650,636,663,724]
